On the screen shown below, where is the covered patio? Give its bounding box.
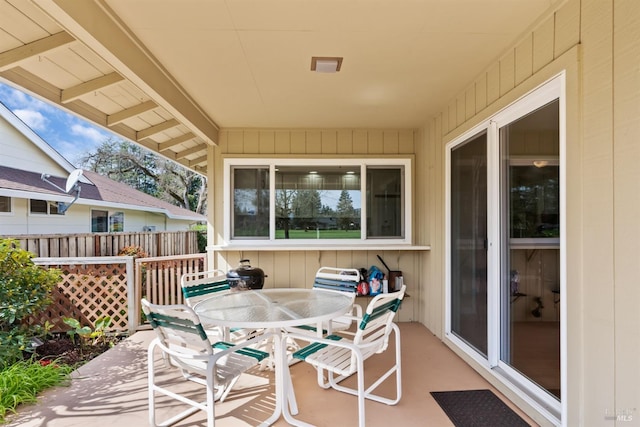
[3,1,640,426]
[5,323,537,427]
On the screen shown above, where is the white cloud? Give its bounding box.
[13,108,48,131]
[71,123,108,145]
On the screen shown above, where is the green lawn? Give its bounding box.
[275,229,361,239]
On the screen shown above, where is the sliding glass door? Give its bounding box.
[447,76,564,420]
[499,100,561,400]
[450,133,488,356]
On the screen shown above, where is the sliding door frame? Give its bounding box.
[444,73,567,425]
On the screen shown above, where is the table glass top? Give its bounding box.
[193,288,353,328]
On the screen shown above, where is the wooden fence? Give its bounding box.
[32,253,207,334]
[6,230,201,258]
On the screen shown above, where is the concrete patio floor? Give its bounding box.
[6,323,538,426]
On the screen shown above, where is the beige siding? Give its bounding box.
[211,128,423,322]
[515,33,534,86]
[422,0,640,424]
[581,0,615,423]
[613,0,640,417]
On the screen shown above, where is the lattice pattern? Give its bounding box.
[27,263,130,332]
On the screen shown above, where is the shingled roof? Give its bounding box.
[0,165,204,221]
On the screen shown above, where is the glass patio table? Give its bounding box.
[193,288,354,426]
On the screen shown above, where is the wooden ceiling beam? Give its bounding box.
[175,144,207,160]
[60,72,124,103]
[189,155,207,167]
[107,100,157,126]
[158,133,196,151]
[136,119,180,140]
[0,31,75,72]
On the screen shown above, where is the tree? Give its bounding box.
[276,188,296,238]
[80,139,207,214]
[292,190,322,224]
[336,190,356,230]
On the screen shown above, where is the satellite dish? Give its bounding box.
[65,169,83,193]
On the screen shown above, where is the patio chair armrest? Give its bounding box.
[286,332,359,358]
[351,303,363,318]
[211,330,274,360]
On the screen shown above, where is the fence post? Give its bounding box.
[125,256,136,334]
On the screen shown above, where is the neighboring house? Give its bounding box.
[0,102,204,235]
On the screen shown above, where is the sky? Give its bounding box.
[0,82,113,167]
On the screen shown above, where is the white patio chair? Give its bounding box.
[181,269,230,307]
[289,266,362,337]
[181,270,257,342]
[286,285,406,427]
[142,298,273,427]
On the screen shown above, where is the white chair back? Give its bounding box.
[351,285,406,362]
[181,269,229,307]
[312,266,360,294]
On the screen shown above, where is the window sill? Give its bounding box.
[209,244,431,252]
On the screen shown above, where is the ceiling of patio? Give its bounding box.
[0,0,562,173]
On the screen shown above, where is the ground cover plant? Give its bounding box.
[0,360,72,423]
[0,239,123,422]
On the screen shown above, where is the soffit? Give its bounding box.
[0,0,563,174]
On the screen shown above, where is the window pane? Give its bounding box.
[275,166,360,239]
[510,165,559,238]
[501,99,561,400]
[450,133,488,356]
[110,212,124,232]
[233,168,269,238]
[30,199,48,214]
[0,196,10,213]
[49,202,64,215]
[366,167,403,238]
[92,210,108,232]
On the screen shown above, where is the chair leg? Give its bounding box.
[217,376,237,403]
[206,364,216,427]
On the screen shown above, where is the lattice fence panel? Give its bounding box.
[28,261,131,333]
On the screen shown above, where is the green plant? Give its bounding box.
[191,223,207,253]
[0,359,72,422]
[117,245,148,258]
[63,316,112,347]
[0,239,61,367]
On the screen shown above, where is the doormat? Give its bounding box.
[430,389,530,427]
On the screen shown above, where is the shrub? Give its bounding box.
[191,223,207,253]
[0,239,61,367]
[117,245,148,258]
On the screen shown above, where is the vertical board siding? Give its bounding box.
[306,131,322,154]
[260,130,275,154]
[486,63,501,107]
[515,33,534,85]
[321,130,337,153]
[274,130,291,154]
[499,50,516,97]
[554,0,581,58]
[613,0,640,416]
[533,17,555,73]
[337,130,353,154]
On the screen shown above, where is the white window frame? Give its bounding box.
[223,157,412,247]
[29,199,65,216]
[0,196,12,215]
[91,209,125,233]
[444,73,566,425]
